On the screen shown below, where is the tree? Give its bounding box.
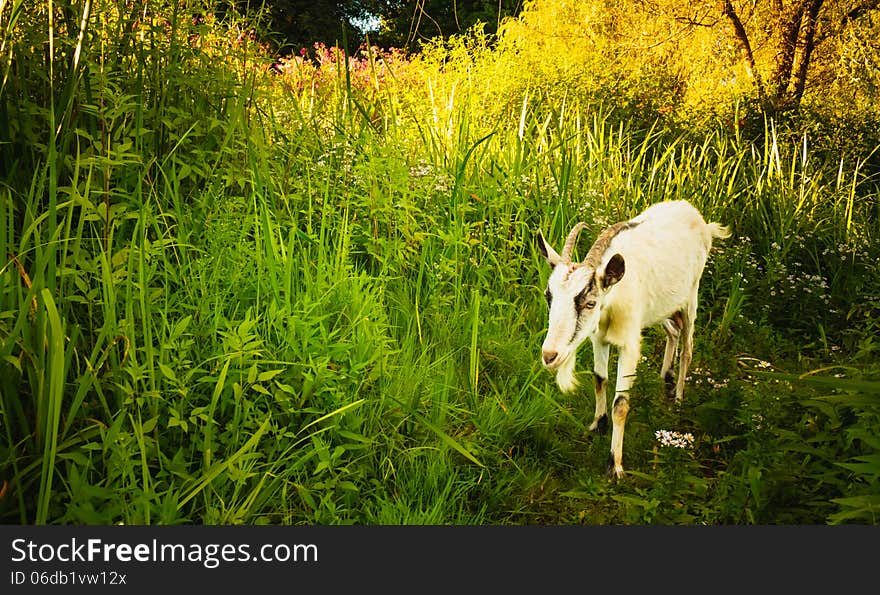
[719,0,879,108]
[500,0,879,112]
[367,1,523,49]
[232,1,524,55]
[247,1,523,52]
[652,0,880,109]
[233,0,373,54]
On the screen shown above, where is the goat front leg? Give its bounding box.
[608,338,641,479]
[589,337,610,435]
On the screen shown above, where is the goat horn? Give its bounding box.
[561,222,589,262]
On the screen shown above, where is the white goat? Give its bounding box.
[536,200,730,478]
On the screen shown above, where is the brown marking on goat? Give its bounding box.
[593,372,606,393]
[612,395,629,420]
[561,263,583,282]
[671,310,684,330]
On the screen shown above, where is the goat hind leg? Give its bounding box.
[661,313,682,399]
[675,299,697,403]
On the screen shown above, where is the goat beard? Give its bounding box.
[554,354,579,394]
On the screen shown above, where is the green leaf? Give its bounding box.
[258,369,285,382]
[297,485,317,510]
[828,495,880,524]
[296,399,366,437]
[275,382,296,394]
[414,414,485,468]
[158,362,177,383]
[2,354,22,373]
[58,452,91,467]
[179,417,271,508]
[336,430,372,444]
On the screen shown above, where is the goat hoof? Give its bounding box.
[605,454,624,480]
[664,372,676,398]
[589,414,608,435]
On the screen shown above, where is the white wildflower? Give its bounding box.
[655,430,695,449]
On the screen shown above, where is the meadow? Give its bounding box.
[1,3,879,525]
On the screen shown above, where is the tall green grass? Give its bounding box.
[1,1,878,525]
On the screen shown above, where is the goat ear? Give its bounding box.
[602,253,625,287]
[535,230,561,267]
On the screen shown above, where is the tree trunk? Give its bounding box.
[721,0,766,102]
[788,0,824,104]
[771,3,807,104]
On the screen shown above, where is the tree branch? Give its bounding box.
[673,9,719,28]
[842,0,880,27]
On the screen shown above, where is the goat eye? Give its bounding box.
[575,290,596,311]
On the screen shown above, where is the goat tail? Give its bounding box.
[707,222,732,240]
